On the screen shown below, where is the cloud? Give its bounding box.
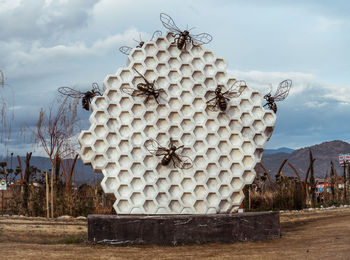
[227,70,316,95]
[0,0,98,40]
[304,101,328,108]
[1,28,148,82]
[0,0,350,155]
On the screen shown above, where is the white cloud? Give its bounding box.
[304,101,328,108]
[0,0,98,40]
[315,16,345,32]
[0,0,21,13]
[1,28,148,80]
[323,85,350,104]
[227,69,316,95]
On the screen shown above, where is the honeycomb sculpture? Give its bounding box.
[78,32,276,214]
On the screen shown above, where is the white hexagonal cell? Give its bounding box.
[79,32,276,214]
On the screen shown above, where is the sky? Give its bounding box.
[0,0,350,157]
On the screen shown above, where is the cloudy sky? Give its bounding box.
[0,0,349,156]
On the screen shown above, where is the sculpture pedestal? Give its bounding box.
[88,212,280,245]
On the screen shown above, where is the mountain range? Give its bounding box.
[259,140,348,179]
[0,140,348,184]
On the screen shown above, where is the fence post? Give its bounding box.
[46,171,49,219]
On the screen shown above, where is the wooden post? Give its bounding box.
[1,190,3,216]
[46,172,49,219]
[343,163,347,202]
[50,168,54,218]
[248,187,251,211]
[330,161,336,201]
[309,150,316,208]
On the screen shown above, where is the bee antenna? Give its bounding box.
[188,26,196,32]
[133,38,139,43]
[267,84,273,94]
[139,33,142,42]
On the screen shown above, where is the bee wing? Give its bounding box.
[223,80,246,98]
[156,147,170,156]
[92,83,102,95]
[58,87,85,98]
[156,88,168,103]
[173,153,193,169]
[206,90,219,111]
[145,139,168,156]
[190,32,213,45]
[206,98,219,111]
[206,90,216,98]
[121,85,145,97]
[150,30,162,41]
[160,13,182,34]
[273,79,292,101]
[119,46,133,55]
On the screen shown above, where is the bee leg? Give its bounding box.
[189,37,198,47]
[154,93,160,104]
[171,34,177,45]
[144,93,150,104]
[170,157,177,169]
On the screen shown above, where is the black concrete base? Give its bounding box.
[88,212,280,245]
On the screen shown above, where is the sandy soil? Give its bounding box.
[0,208,350,259]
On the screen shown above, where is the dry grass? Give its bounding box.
[1,208,350,259]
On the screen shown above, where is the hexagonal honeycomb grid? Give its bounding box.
[79,32,276,214]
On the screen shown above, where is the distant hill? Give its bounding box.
[264,147,294,154]
[258,140,349,179]
[1,140,347,184]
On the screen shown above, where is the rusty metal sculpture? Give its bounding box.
[160,13,212,50]
[119,30,162,55]
[263,79,292,113]
[145,138,192,169]
[58,83,102,111]
[206,81,245,112]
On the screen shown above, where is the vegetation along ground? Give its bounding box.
[0,207,349,259]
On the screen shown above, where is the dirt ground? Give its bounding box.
[0,208,350,259]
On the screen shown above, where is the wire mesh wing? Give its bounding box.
[191,32,213,45]
[150,30,162,41]
[119,46,133,55]
[156,88,168,103]
[273,79,292,101]
[205,90,219,111]
[121,85,146,97]
[223,80,246,98]
[58,87,85,98]
[92,83,102,95]
[173,153,193,169]
[145,139,169,156]
[206,98,220,111]
[160,13,182,34]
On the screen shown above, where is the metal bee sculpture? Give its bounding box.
[119,30,162,55]
[263,79,292,113]
[145,138,193,169]
[160,13,212,50]
[58,83,102,111]
[121,68,166,104]
[206,80,246,112]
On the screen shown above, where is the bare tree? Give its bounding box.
[35,96,79,217]
[0,70,4,88]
